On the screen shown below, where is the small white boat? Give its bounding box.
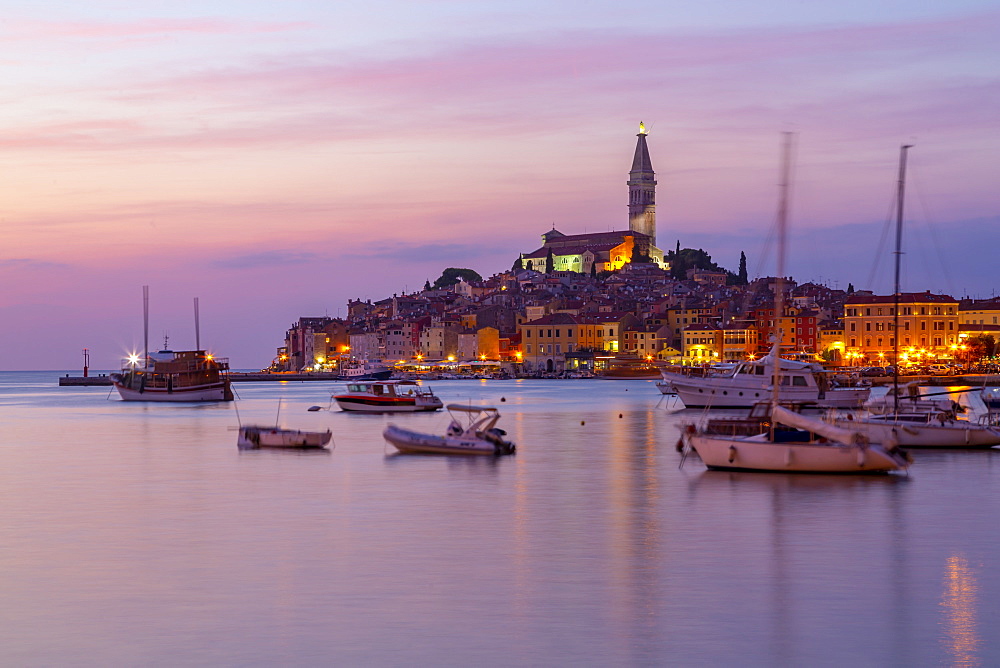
[237,425,332,449]
[383,405,516,456]
[333,380,443,413]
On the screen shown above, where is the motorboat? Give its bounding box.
[663,344,870,409]
[383,404,516,456]
[333,380,443,412]
[237,425,332,449]
[112,348,233,402]
[682,404,909,473]
[336,359,392,381]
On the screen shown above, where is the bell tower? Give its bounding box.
[627,122,657,246]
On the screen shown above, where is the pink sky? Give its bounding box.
[2,2,999,370]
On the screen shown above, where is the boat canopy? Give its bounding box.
[446,404,499,413]
[772,405,863,444]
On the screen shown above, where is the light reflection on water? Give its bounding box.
[1,372,999,665]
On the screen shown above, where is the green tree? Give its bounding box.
[511,256,523,271]
[590,262,597,278]
[847,283,855,294]
[432,267,483,290]
[966,334,997,362]
[423,280,431,292]
[738,251,748,285]
[545,248,554,273]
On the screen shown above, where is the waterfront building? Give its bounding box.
[721,326,759,361]
[843,291,959,364]
[621,324,671,358]
[419,324,460,360]
[682,323,722,363]
[960,298,1000,331]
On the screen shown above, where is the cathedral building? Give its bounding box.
[520,123,666,273]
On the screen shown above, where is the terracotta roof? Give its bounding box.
[845,292,957,305]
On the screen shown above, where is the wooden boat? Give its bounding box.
[383,405,515,456]
[112,348,233,402]
[112,288,233,402]
[237,425,332,449]
[596,355,662,379]
[333,380,443,413]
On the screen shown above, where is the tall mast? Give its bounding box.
[892,145,913,414]
[771,132,795,420]
[143,285,150,369]
[194,297,201,351]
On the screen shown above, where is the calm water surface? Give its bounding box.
[1,372,999,666]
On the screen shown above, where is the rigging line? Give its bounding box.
[909,160,957,297]
[864,187,898,293]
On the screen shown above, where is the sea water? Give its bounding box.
[1,371,998,666]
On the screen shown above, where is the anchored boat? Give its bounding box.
[333,380,443,413]
[112,348,233,402]
[237,425,332,449]
[383,405,516,456]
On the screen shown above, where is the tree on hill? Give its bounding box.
[545,248,554,274]
[432,267,483,289]
[665,246,733,281]
[847,283,855,294]
[738,251,748,285]
[512,256,523,271]
[423,280,431,292]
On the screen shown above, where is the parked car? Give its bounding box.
[859,366,887,377]
[928,364,953,376]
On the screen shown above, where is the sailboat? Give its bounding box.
[681,134,909,473]
[830,147,1000,448]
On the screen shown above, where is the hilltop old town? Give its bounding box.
[271,125,1000,376]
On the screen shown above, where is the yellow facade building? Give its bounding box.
[844,292,959,364]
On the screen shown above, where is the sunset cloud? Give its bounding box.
[1,2,998,369]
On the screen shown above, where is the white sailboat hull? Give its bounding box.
[832,417,1000,448]
[689,433,905,473]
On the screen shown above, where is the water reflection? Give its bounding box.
[941,553,981,667]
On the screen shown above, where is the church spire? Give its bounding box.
[628,122,657,245]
